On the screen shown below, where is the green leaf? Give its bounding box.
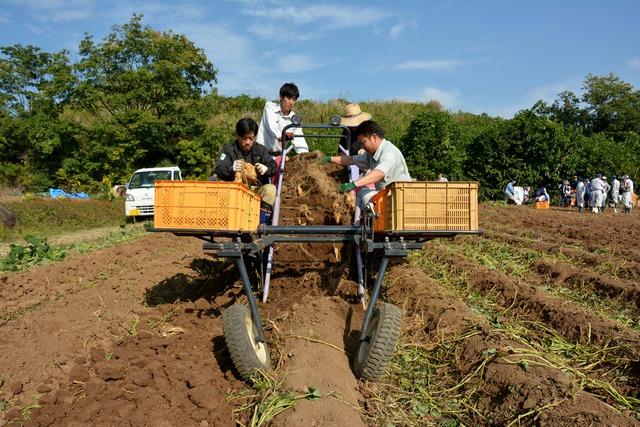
[306,387,322,400]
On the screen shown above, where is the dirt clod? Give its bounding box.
[8,382,22,395]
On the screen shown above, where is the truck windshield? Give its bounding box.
[128,171,172,189]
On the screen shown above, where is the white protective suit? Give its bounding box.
[621,178,634,211]
[575,180,585,208]
[601,179,611,208]
[611,178,620,205]
[590,177,605,212]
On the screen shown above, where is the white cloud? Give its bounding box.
[7,0,96,22]
[243,4,385,28]
[0,11,10,24]
[396,59,464,71]
[628,58,640,69]
[388,23,404,39]
[242,3,387,41]
[423,87,459,108]
[105,1,207,27]
[276,54,323,73]
[171,21,284,98]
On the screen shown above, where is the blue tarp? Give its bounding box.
[48,188,90,199]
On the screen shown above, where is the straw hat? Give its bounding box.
[340,103,372,127]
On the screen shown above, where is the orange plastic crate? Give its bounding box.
[371,181,479,232]
[154,181,261,231]
[535,200,550,209]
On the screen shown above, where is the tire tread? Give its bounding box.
[223,303,271,381]
[354,302,402,381]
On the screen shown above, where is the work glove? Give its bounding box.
[319,155,331,164]
[232,160,244,172]
[255,163,268,175]
[339,182,356,193]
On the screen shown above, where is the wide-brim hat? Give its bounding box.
[340,103,372,127]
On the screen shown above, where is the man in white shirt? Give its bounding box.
[256,82,308,154]
[322,120,411,207]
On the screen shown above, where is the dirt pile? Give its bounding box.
[278,151,354,227]
[268,151,357,273]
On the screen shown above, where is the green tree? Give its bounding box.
[531,90,590,132]
[466,110,576,200]
[0,45,76,189]
[70,14,217,181]
[581,73,640,140]
[399,110,466,180]
[0,45,73,116]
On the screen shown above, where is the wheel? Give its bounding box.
[353,302,401,381]
[223,303,272,381]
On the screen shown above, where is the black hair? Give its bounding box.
[355,120,385,139]
[279,82,300,99]
[235,117,258,136]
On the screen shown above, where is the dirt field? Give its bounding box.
[1,155,639,425]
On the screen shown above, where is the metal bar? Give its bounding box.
[267,236,356,243]
[292,134,348,139]
[379,230,483,238]
[147,227,247,238]
[262,144,296,303]
[338,143,366,303]
[260,225,362,235]
[283,123,351,131]
[235,253,265,343]
[360,256,390,341]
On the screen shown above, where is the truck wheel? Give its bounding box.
[223,303,272,381]
[353,302,401,381]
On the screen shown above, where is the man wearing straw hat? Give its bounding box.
[322,120,411,208]
[339,103,371,155]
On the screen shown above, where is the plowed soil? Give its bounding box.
[1,157,639,426]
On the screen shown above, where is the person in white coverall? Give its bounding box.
[575,179,586,213]
[621,175,634,213]
[600,176,611,212]
[610,175,621,213]
[590,174,605,213]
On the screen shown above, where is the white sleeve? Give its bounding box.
[257,102,280,150]
[293,127,308,153]
[265,103,280,140]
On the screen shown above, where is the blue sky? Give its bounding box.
[1,0,639,117]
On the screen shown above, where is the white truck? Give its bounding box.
[125,166,182,218]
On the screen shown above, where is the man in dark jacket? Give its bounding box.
[214,118,277,206]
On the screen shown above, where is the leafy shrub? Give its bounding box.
[0,235,66,271]
[400,110,466,180]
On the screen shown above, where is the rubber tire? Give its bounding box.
[223,303,272,381]
[353,302,402,381]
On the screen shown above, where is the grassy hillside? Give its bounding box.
[0,197,125,241]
